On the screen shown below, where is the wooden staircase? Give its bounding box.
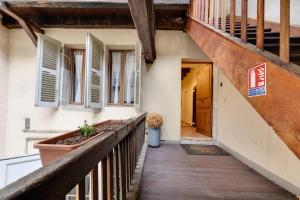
[187,0,300,159]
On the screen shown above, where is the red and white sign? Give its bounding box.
[248,63,267,97]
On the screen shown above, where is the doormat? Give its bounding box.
[181,144,229,156]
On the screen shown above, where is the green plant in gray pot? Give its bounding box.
[146,113,164,148]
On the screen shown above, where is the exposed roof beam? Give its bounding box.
[128,0,156,63]
[4,0,189,9]
[0,1,44,46]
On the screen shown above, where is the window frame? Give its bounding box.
[108,49,135,106]
[68,48,86,105]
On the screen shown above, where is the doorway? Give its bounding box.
[181,61,213,140]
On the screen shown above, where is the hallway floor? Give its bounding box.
[139,144,296,200]
[181,123,211,140]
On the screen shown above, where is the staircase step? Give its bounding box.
[264,44,300,55]
[247,37,300,44]
[235,32,280,37]
[226,28,272,34]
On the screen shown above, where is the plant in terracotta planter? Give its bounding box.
[79,120,94,137]
[34,120,126,166]
[146,113,163,148]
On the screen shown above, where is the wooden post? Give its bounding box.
[201,0,205,21]
[256,0,264,49]
[108,151,114,200]
[241,0,248,42]
[209,0,214,25]
[280,0,290,63]
[230,0,235,35]
[114,146,120,199]
[205,0,210,23]
[214,0,219,29]
[102,157,108,200]
[77,179,85,200]
[120,142,126,199]
[91,166,98,200]
[221,0,227,31]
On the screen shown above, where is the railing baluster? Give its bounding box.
[102,157,108,200]
[221,0,227,31]
[230,0,235,35]
[197,0,201,20]
[201,0,205,21]
[108,151,114,200]
[126,137,130,192]
[77,178,85,200]
[209,0,214,25]
[120,141,126,199]
[91,166,99,200]
[115,145,120,199]
[280,0,290,63]
[256,0,264,49]
[241,0,248,42]
[214,0,219,28]
[205,0,210,23]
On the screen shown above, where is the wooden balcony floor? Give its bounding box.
[139,144,296,200]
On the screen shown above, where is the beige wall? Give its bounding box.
[5,29,209,155]
[0,23,9,157]
[218,70,300,193]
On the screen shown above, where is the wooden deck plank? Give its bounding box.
[140,144,296,200]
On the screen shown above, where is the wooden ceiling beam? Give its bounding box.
[0,1,44,46]
[128,0,156,63]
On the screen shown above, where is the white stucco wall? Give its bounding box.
[218,71,300,193]
[5,29,209,155]
[0,23,9,157]
[235,0,300,26]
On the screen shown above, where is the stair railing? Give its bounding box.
[188,0,291,63]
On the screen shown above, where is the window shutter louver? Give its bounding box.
[134,41,142,109]
[85,33,104,109]
[35,34,61,107]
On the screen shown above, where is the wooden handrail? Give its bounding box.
[0,113,146,200]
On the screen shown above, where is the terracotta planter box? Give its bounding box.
[34,120,124,166]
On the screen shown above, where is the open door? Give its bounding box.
[196,64,212,137]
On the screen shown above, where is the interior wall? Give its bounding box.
[235,0,300,27]
[181,63,212,125]
[218,70,300,193]
[5,29,210,156]
[0,23,9,157]
[181,68,198,125]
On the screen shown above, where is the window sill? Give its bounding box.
[106,104,134,107]
[61,104,101,112]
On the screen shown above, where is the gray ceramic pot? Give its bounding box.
[148,127,160,147]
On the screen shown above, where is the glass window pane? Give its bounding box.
[110,52,122,104]
[72,50,84,104]
[124,51,135,104]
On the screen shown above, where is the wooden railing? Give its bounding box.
[188,0,291,63]
[0,113,146,200]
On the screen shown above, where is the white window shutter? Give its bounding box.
[35,34,61,107]
[134,41,142,109]
[85,33,104,109]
